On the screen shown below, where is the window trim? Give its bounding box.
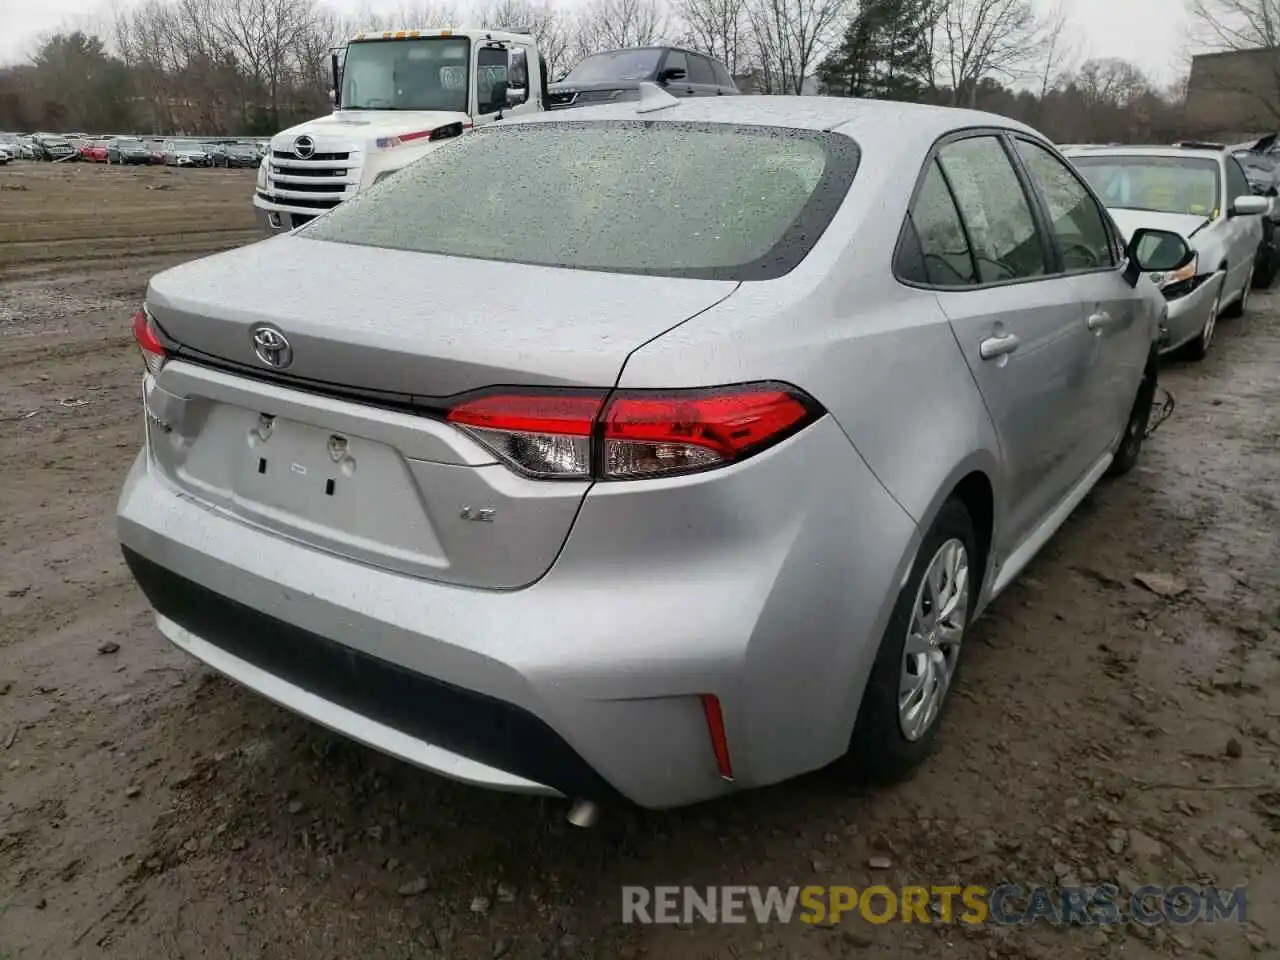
[894,127,1056,292]
[1007,134,1121,278]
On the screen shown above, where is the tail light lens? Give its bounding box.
[132,307,167,377]
[446,382,822,481]
[447,392,604,479]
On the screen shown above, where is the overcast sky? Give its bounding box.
[0,0,1194,82]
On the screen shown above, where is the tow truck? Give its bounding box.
[254,27,548,232]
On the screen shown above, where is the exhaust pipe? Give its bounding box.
[566,799,599,828]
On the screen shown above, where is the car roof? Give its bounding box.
[502,94,1042,141]
[1063,144,1224,162]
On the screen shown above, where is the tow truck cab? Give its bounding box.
[254,28,546,232]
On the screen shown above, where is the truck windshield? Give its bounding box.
[342,37,470,112]
[301,121,859,281]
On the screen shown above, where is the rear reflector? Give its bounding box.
[700,694,734,781]
[132,307,167,377]
[444,383,822,481]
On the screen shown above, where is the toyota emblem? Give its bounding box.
[251,325,293,369]
[292,135,315,159]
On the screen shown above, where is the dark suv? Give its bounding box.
[547,47,738,109]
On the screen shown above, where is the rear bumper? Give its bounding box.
[118,411,918,808]
[123,546,617,800]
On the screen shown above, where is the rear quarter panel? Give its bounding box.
[614,126,1005,771]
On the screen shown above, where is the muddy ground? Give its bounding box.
[0,162,1277,960]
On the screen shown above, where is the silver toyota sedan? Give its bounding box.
[119,92,1190,811]
[1064,145,1267,359]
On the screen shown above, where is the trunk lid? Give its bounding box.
[143,237,738,589]
[146,235,738,396]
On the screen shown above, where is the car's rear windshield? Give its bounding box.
[302,121,860,281]
[1072,155,1221,217]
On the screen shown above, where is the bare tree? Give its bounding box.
[572,0,669,60]
[475,0,573,79]
[1074,57,1150,109]
[675,0,749,75]
[746,0,848,93]
[938,0,1039,106]
[1034,0,1076,100]
[1188,0,1280,121]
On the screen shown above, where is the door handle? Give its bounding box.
[1087,311,1115,331]
[979,333,1020,360]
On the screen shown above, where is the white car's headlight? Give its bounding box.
[256,156,269,190]
[1150,253,1205,299]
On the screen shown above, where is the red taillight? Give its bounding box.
[603,387,817,479]
[701,694,734,781]
[132,307,167,377]
[444,383,821,481]
[447,392,604,478]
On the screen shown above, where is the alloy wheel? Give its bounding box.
[899,538,969,741]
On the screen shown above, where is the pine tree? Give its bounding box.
[817,0,935,102]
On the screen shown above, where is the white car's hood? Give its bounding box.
[272,109,472,149]
[1107,208,1211,242]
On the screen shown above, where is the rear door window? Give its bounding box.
[903,160,977,285]
[688,55,716,85]
[712,60,735,88]
[938,136,1048,283]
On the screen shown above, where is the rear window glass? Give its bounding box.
[302,121,860,281]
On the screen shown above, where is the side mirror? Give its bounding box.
[658,66,687,83]
[506,86,526,105]
[1231,194,1269,216]
[1124,227,1193,285]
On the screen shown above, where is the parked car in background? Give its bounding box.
[0,133,19,162]
[1232,144,1280,289]
[107,137,157,165]
[79,140,110,162]
[17,136,37,159]
[32,133,76,161]
[120,92,1188,812]
[548,47,738,109]
[162,139,211,166]
[0,145,11,164]
[210,142,259,168]
[1065,145,1267,359]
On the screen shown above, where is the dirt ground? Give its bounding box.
[1,161,1277,960]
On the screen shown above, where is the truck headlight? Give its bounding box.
[256,156,269,190]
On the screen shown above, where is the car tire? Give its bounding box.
[1223,264,1253,318]
[1252,231,1278,289]
[1106,349,1158,477]
[843,497,977,784]
[1182,277,1224,361]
